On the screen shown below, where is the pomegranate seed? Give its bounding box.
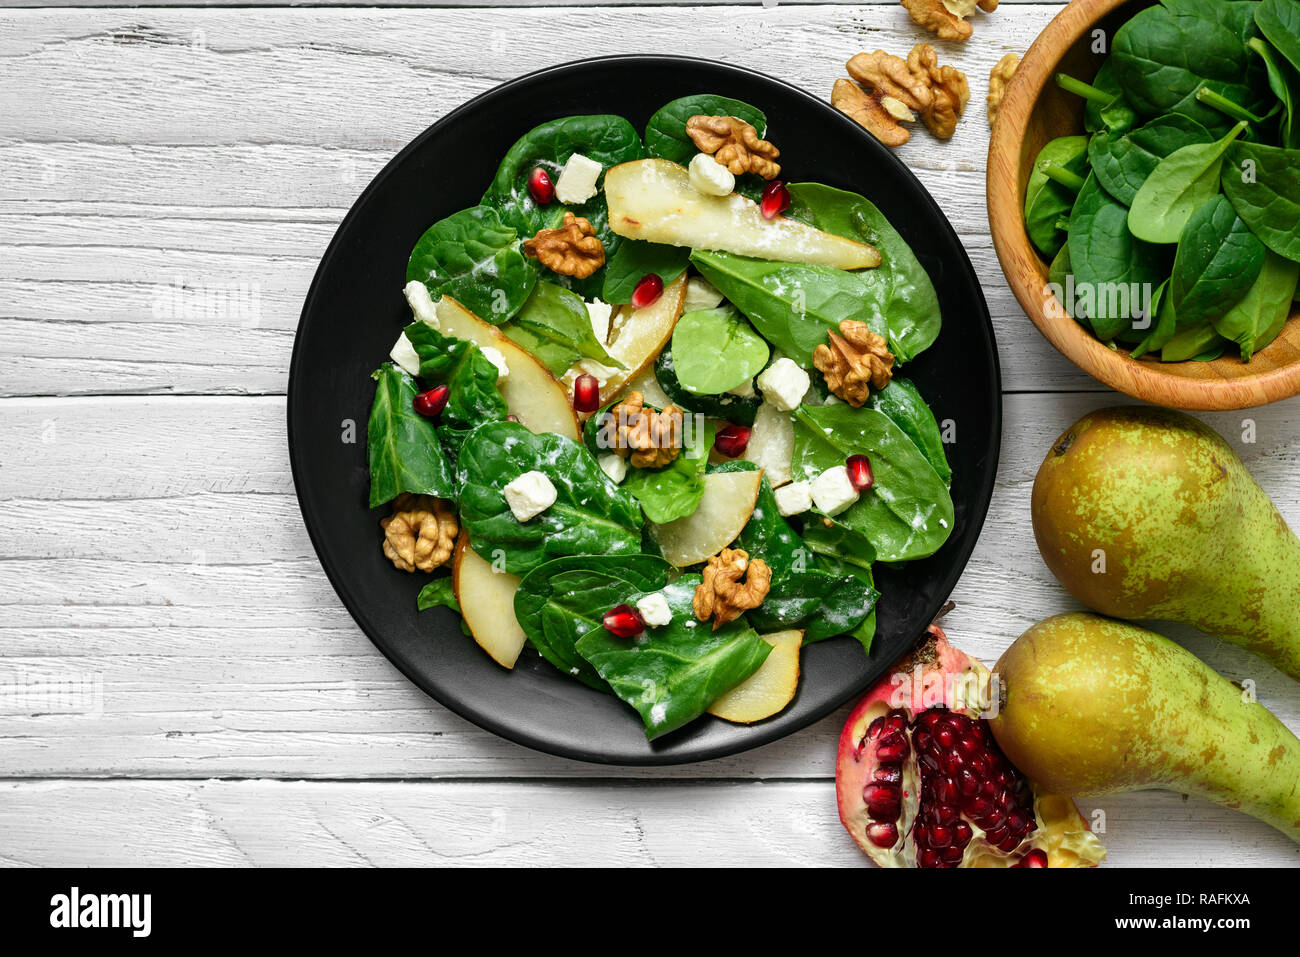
[958,769,979,795]
[917,847,941,869]
[602,603,644,638]
[845,453,875,491]
[957,732,983,757]
[527,167,554,204]
[572,373,601,413]
[1017,849,1049,868]
[864,785,901,820]
[866,822,898,848]
[932,803,957,826]
[759,180,790,219]
[875,732,910,763]
[866,715,887,739]
[934,726,955,748]
[996,788,1017,810]
[997,832,1023,853]
[942,844,965,864]
[985,824,1010,846]
[873,764,903,786]
[913,823,928,847]
[918,710,944,728]
[713,423,752,458]
[933,777,959,805]
[883,712,908,733]
[953,821,973,847]
[929,825,952,849]
[630,273,664,309]
[412,384,449,419]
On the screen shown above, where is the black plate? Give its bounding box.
[288,56,1001,765]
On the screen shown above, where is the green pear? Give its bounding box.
[1033,406,1300,680]
[990,613,1300,843]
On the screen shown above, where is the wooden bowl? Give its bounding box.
[987,0,1300,410]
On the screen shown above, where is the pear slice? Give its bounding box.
[435,296,580,440]
[605,159,880,270]
[650,468,763,567]
[601,272,687,401]
[451,533,527,669]
[708,629,803,723]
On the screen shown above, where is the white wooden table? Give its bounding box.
[1,0,1297,868]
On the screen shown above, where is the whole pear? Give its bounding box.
[990,613,1300,843]
[1033,406,1300,680]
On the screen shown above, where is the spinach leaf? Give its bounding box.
[367,363,456,507]
[1256,0,1300,76]
[669,306,770,395]
[645,94,766,165]
[403,321,509,430]
[733,476,878,642]
[499,281,619,377]
[689,251,889,365]
[574,576,771,739]
[784,183,942,362]
[1130,279,1176,358]
[1161,321,1229,360]
[406,205,536,324]
[1250,37,1300,149]
[1213,250,1300,359]
[416,577,460,613]
[622,420,716,525]
[800,523,879,652]
[1089,115,1213,206]
[514,554,674,691]
[1128,121,1247,243]
[1222,140,1300,262]
[792,404,954,562]
[1068,174,1171,341]
[456,421,643,576]
[654,348,761,426]
[1022,136,1090,257]
[1083,60,1140,134]
[866,378,951,484]
[1048,240,1072,291]
[602,240,691,305]
[1170,195,1267,328]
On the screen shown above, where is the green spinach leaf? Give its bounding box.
[866,378,951,484]
[1022,136,1090,257]
[1222,140,1300,262]
[416,578,460,613]
[653,348,761,426]
[622,420,716,525]
[1213,250,1300,358]
[367,363,456,507]
[1160,321,1229,360]
[406,205,536,324]
[1250,37,1300,149]
[1089,115,1213,206]
[499,281,619,377]
[602,240,691,305]
[1128,121,1247,243]
[669,306,770,395]
[403,321,509,430]
[1256,0,1300,76]
[1169,194,1267,328]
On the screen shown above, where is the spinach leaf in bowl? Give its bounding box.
[1128,121,1247,244]
[1255,0,1300,76]
[1169,194,1267,329]
[1250,37,1300,149]
[1212,250,1300,359]
[406,205,536,324]
[1088,115,1214,206]
[366,363,456,506]
[404,320,509,430]
[1222,140,1300,263]
[1022,136,1090,258]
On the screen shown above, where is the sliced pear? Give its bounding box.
[602,272,687,400]
[650,468,763,567]
[435,296,579,440]
[451,533,527,669]
[605,159,880,270]
[708,629,803,723]
[624,364,675,409]
[743,401,794,487]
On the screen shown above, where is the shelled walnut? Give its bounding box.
[685,114,781,180]
[987,53,1020,127]
[380,493,458,573]
[693,548,772,630]
[813,320,895,406]
[523,211,605,278]
[901,0,998,42]
[837,45,970,145]
[599,391,683,469]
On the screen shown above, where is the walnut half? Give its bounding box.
[523,211,605,278]
[693,548,772,630]
[842,45,970,143]
[813,320,895,406]
[901,0,999,42]
[381,493,458,573]
[987,53,1020,127]
[685,115,781,180]
[832,78,916,148]
[598,391,683,469]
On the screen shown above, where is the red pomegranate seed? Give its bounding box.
[572,373,601,413]
[875,732,910,763]
[759,180,790,219]
[917,847,941,869]
[929,825,952,849]
[1016,849,1049,868]
[527,167,555,204]
[953,821,973,847]
[602,603,644,638]
[412,384,449,419]
[713,424,752,458]
[866,822,898,848]
[866,715,887,739]
[845,453,875,491]
[874,764,902,786]
[864,785,901,820]
[630,273,664,309]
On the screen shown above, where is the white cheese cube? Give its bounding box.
[774,480,813,517]
[598,453,627,484]
[586,299,613,342]
[503,470,557,523]
[688,152,737,197]
[636,592,673,628]
[810,466,859,517]
[682,276,725,312]
[479,345,510,382]
[403,280,440,326]
[390,331,422,378]
[554,153,603,205]
[756,357,811,412]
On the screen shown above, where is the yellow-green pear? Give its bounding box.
[990,613,1300,843]
[1033,406,1300,680]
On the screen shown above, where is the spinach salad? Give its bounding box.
[366,94,953,739]
[1028,0,1300,362]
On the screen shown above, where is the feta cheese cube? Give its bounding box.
[503,470,557,523]
[688,152,736,197]
[636,592,673,628]
[756,357,811,412]
[598,453,627,484]
[682,276,725,312]
[554,153,603,205]
[403,280,440,326]
[810,466,859,517]
[479,345,510,382]
[390,331,422,378]
[586,299,613,342]
[774,480,813,517]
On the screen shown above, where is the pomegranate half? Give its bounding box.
[836,624,1106,868]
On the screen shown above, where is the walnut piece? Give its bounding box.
[832,78,916,147]
[599,390,683,469]
[987,53,1020,127]
[380,493,458,573]
[901,0,998,42]
[845,45,970,142]
[693,548,772,630]
[685,115,781,180]
[813,320,895,406]
[523,211,605,278]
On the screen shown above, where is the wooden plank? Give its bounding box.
[2,392,1298,781]
[0,779,1293,867]
[0,6,1084,395]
